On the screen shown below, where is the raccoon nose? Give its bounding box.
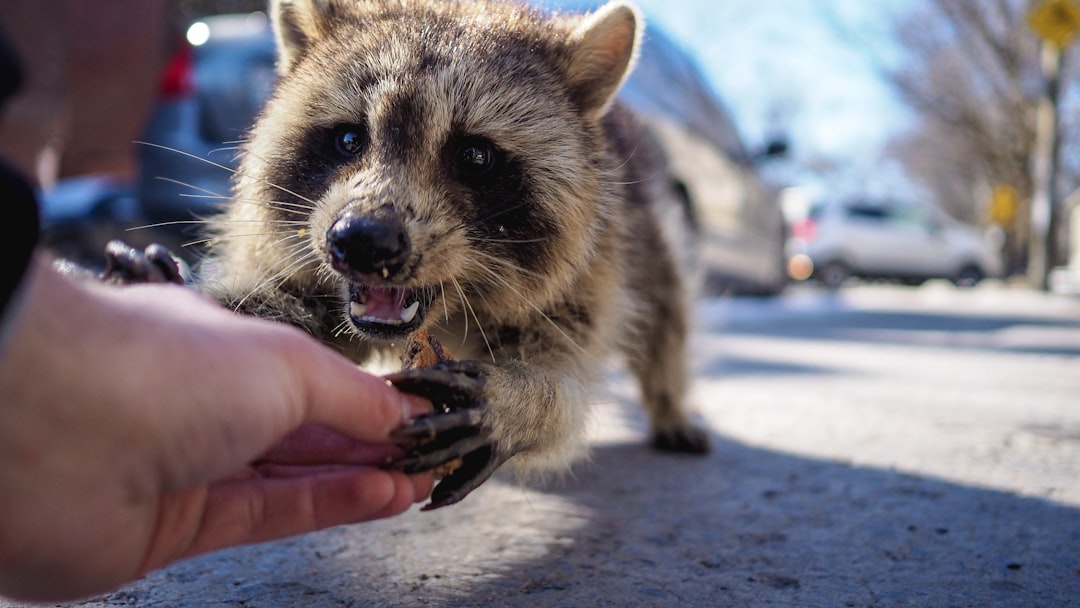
[326,210,411,279]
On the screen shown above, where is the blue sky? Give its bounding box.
[544,0,920,195]
[627,0,916,187]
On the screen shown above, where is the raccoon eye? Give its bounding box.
[454,137,499,179]
[334,125,368,157]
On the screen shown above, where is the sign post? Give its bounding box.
[1026,0,1080,290]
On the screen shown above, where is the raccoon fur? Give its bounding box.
[197,0,710,509]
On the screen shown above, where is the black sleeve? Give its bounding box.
[0,159,40,332]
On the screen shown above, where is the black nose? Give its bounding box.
[326,210,410,279]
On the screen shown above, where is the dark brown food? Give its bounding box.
[399,329,454,370]
[398,330,463,478]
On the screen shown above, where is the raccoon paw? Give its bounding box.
[651,423,712,454]
[100,240,189,286]
[384,360,509,510]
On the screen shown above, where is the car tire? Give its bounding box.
[817,261,850,289]
[953,265,983,288]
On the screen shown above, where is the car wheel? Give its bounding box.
[953,265,983,288]
[817,261,850,289]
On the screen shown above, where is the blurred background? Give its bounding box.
[1,0,1079,296]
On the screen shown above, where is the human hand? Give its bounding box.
[0,255,434,602]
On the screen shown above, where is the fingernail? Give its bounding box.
[402,393,433,420]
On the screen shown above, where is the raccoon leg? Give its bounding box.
[386,357,586,510]
[385,360,509,510]
[628,285,711,454]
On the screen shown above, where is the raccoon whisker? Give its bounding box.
[241,257,311,297]
[176,192,230,201]
[330,317,353,339]
[182,228,306,251]
[438,279,451,324]
[450,276,495,362]
[474,201,534,226]
[235,251,318,312]
[448,276,472,351]
[227,196,317,214]
[136,143,240,176]
[208,144,246,158]
[155,177,316,218]
[152,176,230,200]
[471,236,550,245]
[239,239,317,293]
[461,257,590,359]
[521,299,590,358]
[137,141,323,211]
[225,147,326,210]
[134,219,307,231]
[609,143,641,174]
[186,230,309,244]
[460,256,516,293]
[267,202,318,216]
[467,249,547,281]
[124,219,206,232]
[604,170,666,187]
[210,219,308,228]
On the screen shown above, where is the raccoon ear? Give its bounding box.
[270,0,342,73]
[566,2,642,119]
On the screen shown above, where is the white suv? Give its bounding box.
[787,200,1003,288]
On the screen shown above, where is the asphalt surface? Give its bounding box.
[8,281,1080,607]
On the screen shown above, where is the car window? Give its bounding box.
[844,205,892,222]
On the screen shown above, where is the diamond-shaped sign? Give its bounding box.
[1028,0,1080,48]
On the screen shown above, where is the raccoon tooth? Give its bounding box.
[400,300,420,323]
[350,301,369,318]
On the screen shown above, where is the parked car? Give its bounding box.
[786,199,1003,288]
[136,6,788,294]
[614,13,789,296]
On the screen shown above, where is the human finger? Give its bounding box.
[258,424,405,466]
[274,332,433,443]
[146,468,428,571]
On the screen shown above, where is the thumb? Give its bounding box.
[288,337,431,443]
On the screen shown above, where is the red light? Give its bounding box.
[158,42,193,99]
[791,218,818,243]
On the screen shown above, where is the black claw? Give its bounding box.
[423,445,508,511]
[144,243,186,284]
[388,433,492,474]
[390,409,484,443]
[100,240,187,285]
[382,360,505,509]
[386,363,486,410]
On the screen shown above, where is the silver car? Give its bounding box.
[787,200,1004,288]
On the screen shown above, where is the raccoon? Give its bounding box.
[187,0,710,509]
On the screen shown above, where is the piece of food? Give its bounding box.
[398,330,463,478]
[399,329,453,370]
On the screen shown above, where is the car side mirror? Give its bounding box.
[753,137,788,163]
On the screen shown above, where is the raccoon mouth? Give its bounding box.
[347,283,430,338]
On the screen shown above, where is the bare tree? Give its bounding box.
[884,1,1034,269]
[876,0,1077,275]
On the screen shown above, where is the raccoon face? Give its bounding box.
[243,0,640,340]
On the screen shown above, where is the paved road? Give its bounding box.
[10,281,1080,607]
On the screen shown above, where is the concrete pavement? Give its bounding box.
[8,281,1080,607]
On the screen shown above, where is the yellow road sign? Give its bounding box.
[1028,0,1080,48]
[991,184,1018,227]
